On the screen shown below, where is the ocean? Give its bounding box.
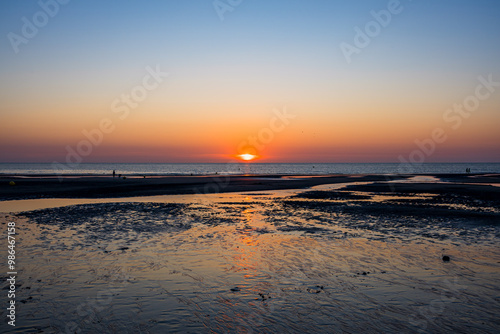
[0,162,499,175]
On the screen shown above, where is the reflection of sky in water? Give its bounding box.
[4,187,500,333]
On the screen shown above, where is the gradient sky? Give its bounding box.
[1,0,499,163]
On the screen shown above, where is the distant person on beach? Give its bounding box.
[113,170,116,178]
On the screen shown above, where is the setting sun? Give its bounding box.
[239,153,257,161]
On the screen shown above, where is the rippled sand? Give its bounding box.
[2,185,499,333]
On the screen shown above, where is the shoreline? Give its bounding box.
[0,173,499,202]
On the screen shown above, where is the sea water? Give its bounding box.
[0,162,499,175]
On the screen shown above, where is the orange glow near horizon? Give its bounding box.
[238,153,258,161]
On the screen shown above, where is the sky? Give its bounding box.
[0,0,499,163]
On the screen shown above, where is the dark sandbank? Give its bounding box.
[344,175,500,203]
[0,173,499,201]
[0,174,405,201]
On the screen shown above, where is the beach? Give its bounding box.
[2,0,499,332]
[1,173,499,333]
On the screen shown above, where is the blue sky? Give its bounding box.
[1,0,499,162]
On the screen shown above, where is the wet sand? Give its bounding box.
[1,174,499,333]
[0,174,403,201]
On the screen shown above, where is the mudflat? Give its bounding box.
[1,173,499,333]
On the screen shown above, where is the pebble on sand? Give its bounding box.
[442,255,450,262]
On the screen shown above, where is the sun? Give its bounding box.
[238,153,257,161]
